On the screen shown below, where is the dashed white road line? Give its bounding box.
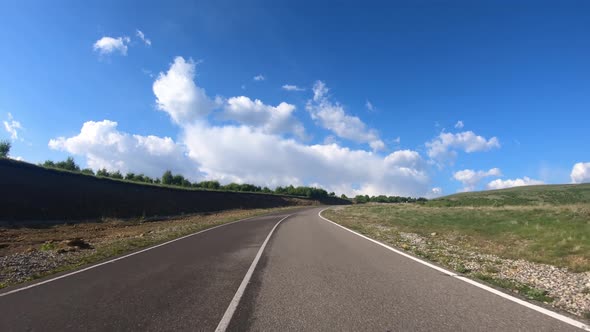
[215,214,290,332]
[318,208,590,331]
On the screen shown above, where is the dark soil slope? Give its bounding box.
[0,159,349,221]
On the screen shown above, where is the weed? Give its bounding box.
[472,273,553,303]
[455,263,470,274]
[39,242,56,251]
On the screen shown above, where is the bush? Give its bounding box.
[110,171,123,179]
[96,168,110,177]
[81,168,95,175]
[0,140,11,158]
[161,170,173,185]
[55,157,80,172]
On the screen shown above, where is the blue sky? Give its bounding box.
[1,0,589,196]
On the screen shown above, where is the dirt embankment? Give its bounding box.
[0,207,300,287]
[0,159,348,222]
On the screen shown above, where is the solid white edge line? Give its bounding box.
[318,208,590,331]
[215,214,290,332]
[0,212,283,297]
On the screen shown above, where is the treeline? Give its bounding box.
[39,157,428,202]
[353,195,427,204]
[38,157,337,199]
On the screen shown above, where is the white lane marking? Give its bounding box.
[215,214,290,332]
[0,213,286,297]
[318,208,590,331]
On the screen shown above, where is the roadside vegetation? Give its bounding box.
[0,140,11,158]
[324,184,590,317]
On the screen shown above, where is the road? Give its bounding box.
[0,207,585,331]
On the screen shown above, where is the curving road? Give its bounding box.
[0,207,586,331]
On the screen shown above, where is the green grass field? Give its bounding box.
[325,183,590,272]
[427,183,590,207]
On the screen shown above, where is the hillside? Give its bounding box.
[428,183,590,207]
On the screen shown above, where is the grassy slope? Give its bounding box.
[428,183,590,207]
[325,183,590,272]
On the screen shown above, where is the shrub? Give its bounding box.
[96,168,110,177]
[81,168,95,175]
[0,140,10,158]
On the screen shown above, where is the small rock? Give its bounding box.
[431,232,437,236]
[65,238,92,249]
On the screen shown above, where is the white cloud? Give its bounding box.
[49,120,197,179]
[3,113,22,140]
[282,84,304,91]
[153,56,215,124]
[487,177,544,190]
[453,168,502,192]
[455,120,464,129]
[428,187,443,198]
[136,29,151,46]
[365,100,374,112]
[222,96,305,138]
[93,36,130,56]
[51,57,435,197]
[306,81,386,151]
[426,131,500,164]
[182,123,430,196]
[571,162,590,184]
[253,74,265,81]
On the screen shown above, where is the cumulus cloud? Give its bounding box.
[487,177,544,190]
[253,74,265,81]
[455,120,464,129]
[222,96,305,138]
[49,120,197,179]
[453,168,502,192]
[3,113,22,140]
[571,162,590,184]
[51,57,434,197]
[93,36,130,55]
[427,187,443,198]
[182,123,429,196]
[426,131,500,165]
[136,29,151,46]
[306,81,385,151]
[282,84,304,91]
[153,56,215,124]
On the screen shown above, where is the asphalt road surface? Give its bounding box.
[0,207,586,331]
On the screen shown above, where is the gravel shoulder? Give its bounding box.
[0,206,304,289]
[324,204,590,320]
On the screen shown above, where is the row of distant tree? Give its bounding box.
[38,157,336,199]
[353,195,427,204]
[37,157,427,203]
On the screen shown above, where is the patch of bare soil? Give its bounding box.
[0,207,296,287]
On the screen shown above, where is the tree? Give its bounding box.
[161,170,173,185]
[81,168,95,175]
[110,171,123,179]
[55,157,80,172]
[96,168,110,177]
[0,140,10,158]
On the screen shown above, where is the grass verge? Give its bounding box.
[324,204,590,272]
[322,204,590,317]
